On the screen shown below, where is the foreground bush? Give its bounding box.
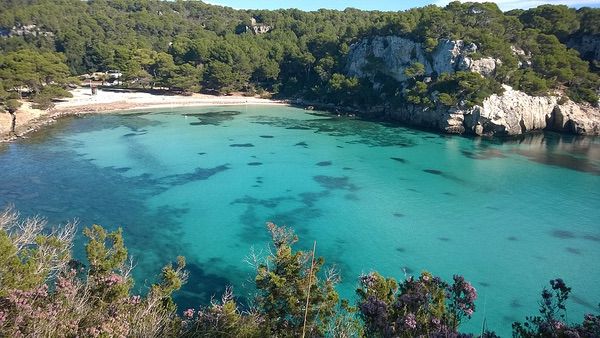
[0,207,186,337]
[0,207,598,337]
[513,279,600,337]
[356,271,483,337]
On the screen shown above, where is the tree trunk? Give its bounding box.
[9,112,16,134]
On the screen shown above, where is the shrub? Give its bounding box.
[0,207,186,337]
[254,223,340,337]
[513,279,600,337]
[356,271,483,337]
[432,71,504,108]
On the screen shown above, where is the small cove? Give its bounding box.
[0,105,599,336]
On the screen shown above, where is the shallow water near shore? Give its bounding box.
[1,105,599,335]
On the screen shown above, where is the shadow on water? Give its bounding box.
[0,143,188,278]
[184,110,241,126]
[233,193,324,245]
[232,175,357,246]
[422,169,467,184]
[0,117,238,305]
[313,175,359,191]
[251,115,418,147]
[172,259,238,310]
[258,113,600,175]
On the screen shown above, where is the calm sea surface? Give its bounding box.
[1,105,599,335]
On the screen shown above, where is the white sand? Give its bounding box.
[1,88,286,141]
[55,88,283,110]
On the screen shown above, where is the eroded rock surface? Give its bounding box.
[346,36,599,136]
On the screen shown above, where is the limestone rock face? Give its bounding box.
[551,100,600,135]
[346,37,492,81]
[345,35,600,136]
[460,87,600,136]
[464,86,557,136]
[388,86,600,136]
[466,57,497,77]
[430,40,474,75]
[346,36,429,83]
[388,104,466,134]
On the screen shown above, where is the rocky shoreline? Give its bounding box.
[343,35,600,137]
[291,90,600,137]
[384,85,600,137]
[3,87,599,143]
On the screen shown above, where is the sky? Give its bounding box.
[204,0,600,11]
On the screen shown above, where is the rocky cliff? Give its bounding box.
[464,86,600,136]
[347,36,498,81]
[346,36,600,136]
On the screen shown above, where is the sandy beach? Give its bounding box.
[0,88,286,142]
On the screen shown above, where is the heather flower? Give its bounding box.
[404,313,417,330]
[359,273,378,289]
[56,275,78,298]
[103,273,124,286]
[359,295,391,334]
[552,320,565,330]
[129,295,141,304]
[449,275,477,320]
[183,308,195,319]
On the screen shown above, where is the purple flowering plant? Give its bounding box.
[357,270,479,337]
[512,278,600,337]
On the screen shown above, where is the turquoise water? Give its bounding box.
[1,105,599,335]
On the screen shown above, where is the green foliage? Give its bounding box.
[405,81,430,106]
[326,73,360,104]
[437,93,456,107]
[0,48,72,114]
[404,62,425,79]
[84,224,128,275]
[150,256,188,313]
[0,208,73,297]
[168,64,203,93]
[511,70,549,96]
[205,61,238,94]
[568,86,599,106]
[0,209,188,337]
[356,271,398,305]
[83,225,133,304]
[255,223,340,337]
[31,85,72,109]
[0,230,41,295]
[181,288,264,337]
[578,7,600,35]
[433,71,504,108]
[519,5,579,41]
[0,1,596,107]
[0,49,70,94]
